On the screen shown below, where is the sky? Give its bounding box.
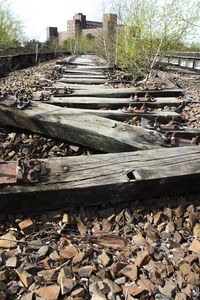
[10,0,108,41]
[9,0,200,44]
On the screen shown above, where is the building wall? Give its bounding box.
[103,14,117,38]
[46,27,58,42]
[86,21,102,29]
[58,31,68,44]
[82,27,102,38]
[67,13,87,38]
[47,13,118,45]
[67,13,104,39]
[67,20,76,37]
[74,13,87,27]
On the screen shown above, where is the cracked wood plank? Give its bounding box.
[46,96,185,109]
[0,146,200,212]
[62,75,107,79]
[53,88,183,98]
[0,102,164,153]
[33,105,180,122]
[35,88,183,98]
[58,78,108,85]
[62,69,108,76]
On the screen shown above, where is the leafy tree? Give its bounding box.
[62,34,97,55]
[77,35,97,53]
[105,0,200,78]
[62,38,71,52]
[0,0,22,49]
[62,37,77,54]
[23,39,42,49]
[85,33,95,40]
[48,37,60,55]
[187,42,200,51]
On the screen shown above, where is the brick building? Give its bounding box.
[58,31,68,44]
[46,27,58,42]
[103,14,117,39]
[67,13,103,39]
[46,13,117,44]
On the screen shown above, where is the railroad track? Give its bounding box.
[0,54,200,212]
[0,54,200,300]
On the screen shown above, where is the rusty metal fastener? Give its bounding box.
[0,162,17,185]
[27,169,39,183]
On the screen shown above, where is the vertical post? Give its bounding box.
[178,57,181,67]
[192,59,196,70]
[35,41,38,64]
[103,14,117,65]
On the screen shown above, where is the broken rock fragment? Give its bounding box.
[99,235,125,249]
[18,218,34,235]
[73,251,86,264]
[134,250,149,267]
[186,272,200,286]
[37,269,58,282]
[188,239,200,254]
[20,293,34,300]
[180,263,191,276]
[119,264,138,281]
[5,256,17,268]
[0,271,7,282]
[59,244,78,259]
[138,278,158,295]
[175,292,187,300]
[132,234,146,246]
[103,279,122,294]
[193,223,200,237]
[123,285,145,297]
[60,277,74,295]
[37,245,49,257]
[57,267,72,283]
[16,268,34,288]
[62,213,71,224]
[35,285,60,300]
[76,217,86,236]
[0,231,16,249]
[79,265,95,278]
[159,282,177,298]
[98,252,111,267]
[71,287,85,298]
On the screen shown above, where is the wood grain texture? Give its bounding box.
[58,78,108,85]
[0,102,164,153]
[62,69,108,76]
[56,88,183,98]
[48,96,184,109]
[36,105,180,122]
[0,146,199,212]
[62,75,107,79]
